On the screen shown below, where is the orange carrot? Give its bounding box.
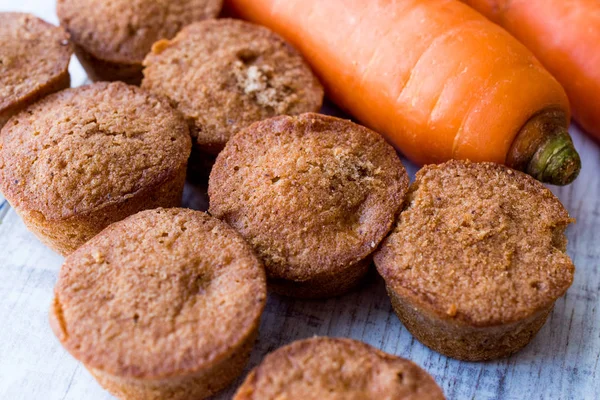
[225,0,581,185]
[462,0,600,142]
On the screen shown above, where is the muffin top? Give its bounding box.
[0,82,191,220]
[142,19,324,153]
[56,0,222,64]
[375,160,575,326]
[50,208,266,379]
[209,113,408,281]
[0,12,72,114]
[234,337,445,400]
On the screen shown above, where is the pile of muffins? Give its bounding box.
[0,2,575,399]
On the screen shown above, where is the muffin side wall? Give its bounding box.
[387,286,553,361]
[73,45,143,85]
[18,165,187,255]
[88,326,258,400]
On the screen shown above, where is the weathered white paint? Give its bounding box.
[0,2,598,399]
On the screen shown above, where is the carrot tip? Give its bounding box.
[526,128,581,186]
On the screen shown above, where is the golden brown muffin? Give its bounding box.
[56,0,222,84]
[0,82,191,255]
[0,12,72,129]
[50,208,266,400]
[374,160,575,361]
[142,19,324,161]
[209,113,408,298]
[234,337,445,400]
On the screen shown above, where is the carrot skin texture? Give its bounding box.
[225,0,569,166]
[462,0,600,141]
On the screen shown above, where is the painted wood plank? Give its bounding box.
[0,2,599,399]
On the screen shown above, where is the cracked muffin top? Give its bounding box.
[57,0,222,65]
[50,208,266,379]
[142,19,324,154]
[208,113,408,281]
[375,160,575,326]
[0,82,191,220]
[0,12,72,127]
[234,337,445,400]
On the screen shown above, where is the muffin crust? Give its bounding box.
[0,82,191,255]
[234,337,445,400]
[50,208,266,399]
[209,113,408,298]
[375,160,575,360]
[143,19,324,155]
[0,12,72,128]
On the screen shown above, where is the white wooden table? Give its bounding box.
[1,1,599,399]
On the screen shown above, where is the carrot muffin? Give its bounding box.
[0,12,72,129]
[56,0,222,84]
[374,160,575,361]
[209,113,408,298]
[234,337,445,400]
[50,208,266,400]
[142,19,324,161]
[0,82,191,255]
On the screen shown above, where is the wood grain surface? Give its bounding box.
[0,2,599,399]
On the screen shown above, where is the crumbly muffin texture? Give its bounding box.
[56,0,222,65]
[50,208,266,379]
[375,160,575,326]
[234,337,445,400]
[0,12,72,126]
[143,19,324,153]
[0,82,191,221]
[209,113,408,282]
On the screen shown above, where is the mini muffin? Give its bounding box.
[0,82,191,255]
[209,113,408,298]
[374,160,575,361]
[56,0,223,84]
[50,208,266,400]
[142,19,324,161]
[234,337,445,400]
[0,12,72,129]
